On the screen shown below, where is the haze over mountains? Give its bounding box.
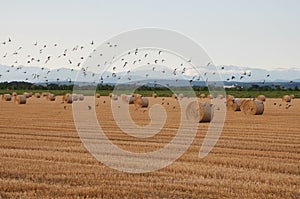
[0,64,299,85]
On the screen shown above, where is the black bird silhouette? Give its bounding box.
[45,56,51,64]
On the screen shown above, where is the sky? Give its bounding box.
[0,0,300,70]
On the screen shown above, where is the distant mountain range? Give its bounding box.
[0,64,299,85]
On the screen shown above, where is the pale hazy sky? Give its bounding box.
[0,0,299,70]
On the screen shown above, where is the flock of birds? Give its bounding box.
[0,37,97,83]
[0,37,297,113]
[0,36,280,87]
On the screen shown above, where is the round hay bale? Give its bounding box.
[111,94,118,101]
[42,92,50,97]
[95,93,100,98]
[172,93,178,99]
[47,94,56,101]
[178,93,184,99]
[240,99,250,112]
[72,94,78,101]
[257,95,266,102]
[152,92,158,98]
[231,98,242,111]
[133,93,142,98]
[34,93,41,98]
[64,93,73,103]
[282,95,291,102]
[134,96,149,108]
[15,95,26,104]
[129,96,134,104]
[23,92,31,98]
[199,93,206,99]
[12,92,17,97]
[290,94,295,99]
[207,94,214,99]
[121,94,134,104]
[186,101,213,122]
[78,94,84,101]
[226,98,235,107]
[217,94,224,99]
[2,94,12,101]
[242,100,264,115]
[63,93,69,101]
[121,94,128,102]
[226,95,234,101]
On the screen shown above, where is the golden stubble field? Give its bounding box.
[0,96,299,198]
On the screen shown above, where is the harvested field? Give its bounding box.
[0,97,299,198]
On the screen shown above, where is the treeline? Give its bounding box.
[225,84,299,92]
[0,81,298,92]
[0,81,74,90]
